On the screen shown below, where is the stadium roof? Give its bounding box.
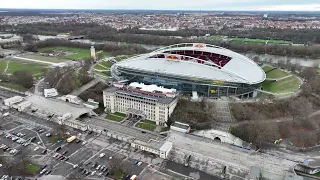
[115,43,266,84]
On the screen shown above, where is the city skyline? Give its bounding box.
[1,0,320,11]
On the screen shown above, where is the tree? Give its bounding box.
[109,157,125,176]
[301,67,317,81]
[12,70,34,88]
[289,97,313,122]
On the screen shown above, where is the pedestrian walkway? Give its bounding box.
[70,78,100,96]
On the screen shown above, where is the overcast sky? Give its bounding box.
[2,0,320,11]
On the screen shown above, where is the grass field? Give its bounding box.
[21,55,67,63]
[209,36,292,44]
[39,46,109,60]
[94,64,106,70]
[0,58,48,75]
[19,163,40,174]
[136,120,157,131]
[39,46,90,54]
[94,70,111,77]
[111,169,125,180]
[0,82,27,92]
[265,69,289,79]
[210,35,224,40]
[262,76,300,93]
[317,69,320,74]
[262,65,274,72]
[99,61,113,68]
[105,113,125,122]
[229,37,268,43]
[114,112,126,117]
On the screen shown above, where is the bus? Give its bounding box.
[67,136,77,143]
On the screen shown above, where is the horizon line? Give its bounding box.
[0,8,320,12]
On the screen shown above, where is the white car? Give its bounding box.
[82,141,87,145]
[96,165,101,170]
[34,147,40,151]
[137,162,142,166]
[91,171,96,175]
[37,142,41,145]
[0,163,2,168]
[109,156,112,160]
[73,164,78,169]
[99,153,105,158]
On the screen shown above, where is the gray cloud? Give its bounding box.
[1,0,320,10]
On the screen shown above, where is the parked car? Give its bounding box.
[41,149,47,154]
[55,146,62,152]
[99,153,105,158]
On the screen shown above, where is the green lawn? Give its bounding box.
[136,120,157,131]
[39,46,90,54]
[114,112,126,117]
[227,37,292,44]
[262,65,274,72]
[94,70,111,77]
[0,82,27,92]
[99,61,113,68]
[266,69,289,79]
[21,163,40,174]
[267,39,292,44]
[0,58,48,75]
[262,76,300,93]
[229,37,267,43]
[105,114,124,122]
[20,55,67,63]
[39,46,109,60]
[210,35,224,40]
[94,64,107,70]
[62,53,90,60]
[317,69,320,74]
[111,169,125,180]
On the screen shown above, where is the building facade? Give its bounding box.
[103,82,178,126]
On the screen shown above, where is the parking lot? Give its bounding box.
[0,112,158,179]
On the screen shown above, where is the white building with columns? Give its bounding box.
[103,82,178,126]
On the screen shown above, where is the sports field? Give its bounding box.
[262,76,300,93]
[38,46,109,60]
[0,58,48,75]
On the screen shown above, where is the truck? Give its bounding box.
[17,101,32,112]
[67,136,77,143]
[130,175,137,180]
[3,96,23,106]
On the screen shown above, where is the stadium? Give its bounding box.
[111,43,266,98]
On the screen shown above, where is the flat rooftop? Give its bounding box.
[26,95,91,120]
[105,87,176,104]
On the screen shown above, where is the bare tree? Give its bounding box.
[289,97,313,122]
